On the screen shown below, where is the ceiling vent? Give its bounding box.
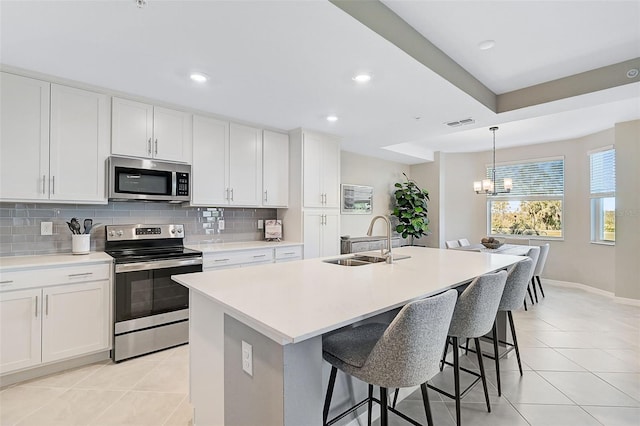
[445,118,475,127]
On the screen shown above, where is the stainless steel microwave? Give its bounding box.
[108,156,191,203]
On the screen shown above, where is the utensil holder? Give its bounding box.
[72,234,90,254]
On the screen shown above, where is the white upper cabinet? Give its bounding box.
[262,130,289,207]
[191,115,229,206]
[0,73,51,201]
[228,123,262,206]
[111,97,192,163]
[303,132,340,208]
[191,118,263,207]
[0,73,109,203]
[50,84,110,203]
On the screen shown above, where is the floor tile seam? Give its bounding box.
[540,370,640,407]
[3,386,68,426]
[84,389,130,426]
[161,393,189,426]
[511,402,607,426]
[526,369,582,406]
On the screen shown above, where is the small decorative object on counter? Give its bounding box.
[265,220,282,241]
[481,237,503,249]
[67,217,99,254]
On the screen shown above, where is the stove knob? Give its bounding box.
[177,228,183,234]
[108,230,115,237]
[171,229,176,234]
[117,230,123,237]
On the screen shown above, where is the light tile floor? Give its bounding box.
[1,282,638,426]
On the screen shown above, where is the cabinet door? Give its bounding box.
[303,212,323,259]
[0,73,50,201]
[153,106,192,162]
[263,130,289,207]
[229,123,262,206]
[192,115,229,205]
[111,97,153,158]
[41,280,110,363]
[321,138,341,208]
[49,84,109,203]
[0,289,42,374]
[302,133,324,208]
[320,212,340,257]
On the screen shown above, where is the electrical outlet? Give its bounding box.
[241,341,253,376]
[257,219,263,229]
[218,219,225,231]
[41,222,53,236]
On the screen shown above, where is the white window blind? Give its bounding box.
[487,157,564,197]
[590,148,615,197]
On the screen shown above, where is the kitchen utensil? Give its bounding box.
[83,219,93,234]
[70,218,81,235]
[66,221,76,234]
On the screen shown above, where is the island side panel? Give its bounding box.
[190,291,225,426]
[224,315,324,426]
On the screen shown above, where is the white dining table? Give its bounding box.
[453,243,532,256]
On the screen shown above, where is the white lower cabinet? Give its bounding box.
[303,211,340,259]
[0,289,42,373]
[0,263,111,375]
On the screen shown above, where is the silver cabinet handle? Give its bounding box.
[42,175,46,194]
[0,280,14,285]
[154,139,158,155]
[148,138,152,155]
[214,258,230,262]
[264,190,268,202]
[323,193,326,204]
[52,176,55,195]
[282,252,295,255]
[35,295,38,318]
[45,294,49,316]
[230,188,234,201]
[68,272,93,279]
[253,254,266,258]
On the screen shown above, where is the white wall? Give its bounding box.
[340,151,410,238]
[411,126,629,295]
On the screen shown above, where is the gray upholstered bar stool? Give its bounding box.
[322,289,458,426]
[432,270,508,426]
[466,258,534,396]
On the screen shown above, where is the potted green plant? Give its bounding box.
[391,173,430,245]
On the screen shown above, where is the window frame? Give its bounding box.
[589,146,615,245]
[486,156,565,241]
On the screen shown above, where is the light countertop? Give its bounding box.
[0,252,114,271]
[173,246,523,345]
[186,240,302,254]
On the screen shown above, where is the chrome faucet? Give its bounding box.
[367,215,393,263]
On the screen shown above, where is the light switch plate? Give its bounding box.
[41,221,53,236]
[242,341,253,376]
[257,219,263,229]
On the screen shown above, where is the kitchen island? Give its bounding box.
[173,246,523,426]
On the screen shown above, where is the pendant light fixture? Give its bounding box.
[474,126,513,195]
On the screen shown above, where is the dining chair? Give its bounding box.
[458,238,470,247]
[523,246,540,309]
[432,270,508,426]
[322,290,458,426]
[445,240,460,249]
[531,243,550,301]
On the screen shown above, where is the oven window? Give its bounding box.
[115,264,200,323]
[115,167,171,195]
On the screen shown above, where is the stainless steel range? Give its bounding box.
[105,224,202,362]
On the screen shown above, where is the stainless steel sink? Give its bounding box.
[322,254,411,266]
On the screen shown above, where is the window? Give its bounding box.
[488,157,564,238]
[589,147,615,243]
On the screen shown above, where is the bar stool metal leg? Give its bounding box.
[474,338,491,413]
[421,383,434,426]
[380,387,388,426]
[453,336,461,426]
[508,311,523,375]
[368,385,373,426]
[492,322,502,396]
[323,366,337,425]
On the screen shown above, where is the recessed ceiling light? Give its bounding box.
[190,72,209,83]
[326,115,338,122]
[352,73,372,83]
[627,68,639,79]
[478,40,496,50]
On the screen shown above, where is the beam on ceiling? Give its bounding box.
[330,0,497,112]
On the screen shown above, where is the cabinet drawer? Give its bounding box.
[275,245,303,261]
[204,248,274,270]
[0,263,111,292]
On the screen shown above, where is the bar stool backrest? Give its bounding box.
[499,258,534,311]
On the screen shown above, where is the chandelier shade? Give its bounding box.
[474,126,512,195]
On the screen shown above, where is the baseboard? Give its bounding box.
[0,351,111,388]
[545,279,640,306]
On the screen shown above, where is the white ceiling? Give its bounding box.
[1,0,639,164]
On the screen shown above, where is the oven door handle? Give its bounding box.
[115,257,203,273]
